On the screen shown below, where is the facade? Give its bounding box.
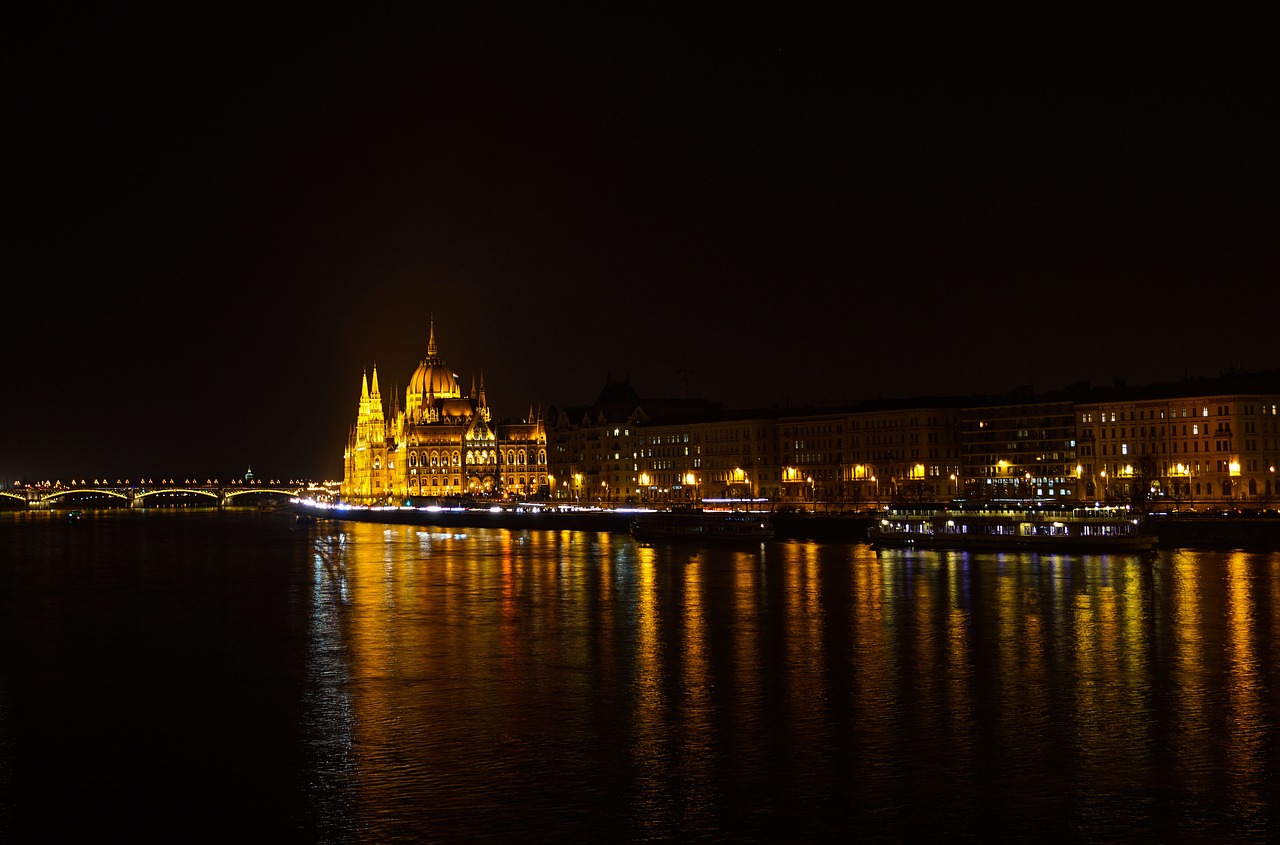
[1077,388,1279,508]
[341,322,547,504]
[547,376,729,503]
[961,398,1080,503]
[841,401,963,506]
[545,372,1278,511]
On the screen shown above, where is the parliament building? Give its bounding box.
[341,322,547,504]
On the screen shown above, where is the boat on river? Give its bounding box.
[868,503,1154,552]
[630,510,775,542]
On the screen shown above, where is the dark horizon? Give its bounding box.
[5,10,1275,483]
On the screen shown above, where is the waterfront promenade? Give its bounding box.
[298,501,1280,549]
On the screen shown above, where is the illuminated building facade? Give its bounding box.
[548,376,729,503]
[961,399,1079,503]
[543,371,1280,510]
[842,402,963,505]
[341,322,547,504]
[1077,389,1278,507]
[636,410,781,504]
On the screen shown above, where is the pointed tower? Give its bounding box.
[367,363,386,442]
[345,364,390,504]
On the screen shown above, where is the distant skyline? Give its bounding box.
[4,9,1275,482]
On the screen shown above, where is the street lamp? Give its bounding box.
[950,473,957,501]
[807,475,815,513]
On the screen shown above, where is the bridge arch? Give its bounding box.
[133,488,220,503]
[41,488,130,503]
[222,487,301,502]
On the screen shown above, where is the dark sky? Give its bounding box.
[4,9,1276,483]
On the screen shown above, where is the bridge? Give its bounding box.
[0,481,310,509]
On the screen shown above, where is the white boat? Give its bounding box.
[868,504,1154,552]
[630,510,775,542]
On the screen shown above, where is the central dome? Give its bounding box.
[407,320,461,401]
[409,358,459,398]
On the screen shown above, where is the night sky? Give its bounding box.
[5,9,1276,483]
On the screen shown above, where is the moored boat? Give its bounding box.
[868,503,1154,551]
[630,510,775,542]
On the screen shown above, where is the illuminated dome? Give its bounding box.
[409,357,459,398]
[407,320,461,400]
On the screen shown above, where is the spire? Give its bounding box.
[427,315,437,357]
[361,370,369,400]
[479,372,487,407]
[370,363,381,398]
[470,373,477,399]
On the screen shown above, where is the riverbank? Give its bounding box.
[299,503,1279,550]
[1146,513,1280,551]
[297,503,876,542]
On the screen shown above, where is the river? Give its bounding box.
[1,509,1276,842]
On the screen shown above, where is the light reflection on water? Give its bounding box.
[0,511,1276,843]
[293,523,1279,843]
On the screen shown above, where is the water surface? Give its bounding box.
[1,510,1276,842]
